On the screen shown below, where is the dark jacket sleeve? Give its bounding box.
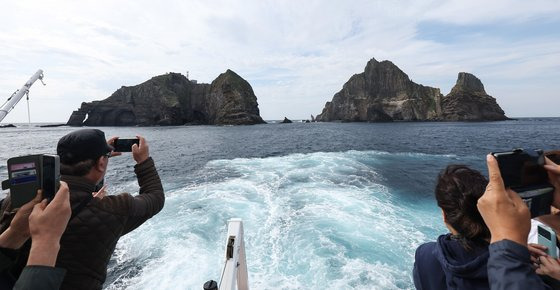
[13,266,66,290]
[488,240,550,290]
[121,157,165,234]
[0,247,19,273]
[413,242,445,290]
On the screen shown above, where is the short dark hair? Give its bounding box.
[60,159,96,176]
[435,165,490,250]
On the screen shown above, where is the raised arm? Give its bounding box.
[478,154,549,290]
[122,136,165,234]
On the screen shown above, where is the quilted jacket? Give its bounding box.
[56,157,164,290]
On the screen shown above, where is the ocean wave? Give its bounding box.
[106,148,445,289]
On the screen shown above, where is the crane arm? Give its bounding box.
[0,69,45,123]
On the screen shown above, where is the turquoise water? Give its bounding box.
[106,151,448,289]
[1,119,559,289]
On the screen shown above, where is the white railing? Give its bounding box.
[219,218,249,290]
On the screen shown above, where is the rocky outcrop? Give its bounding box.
[441,73,507,121]
[280,117,292,123]
[67,70,266,126]
[316,58,508,122]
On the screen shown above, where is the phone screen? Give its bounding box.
[539,225,552,240]
[495,152,549,189]
[42,156,57,201]
[114,138,139,152]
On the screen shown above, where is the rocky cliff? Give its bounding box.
[316,58,508,122]
[440,72,507,121]
[67,70,265,126]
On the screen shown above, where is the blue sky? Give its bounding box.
[0,0,559,122]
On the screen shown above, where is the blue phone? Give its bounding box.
[538,224,557,258]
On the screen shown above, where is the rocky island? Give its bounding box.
[67,70,265,126]
[316,58,507,122]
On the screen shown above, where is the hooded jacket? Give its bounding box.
[413,233,490,290]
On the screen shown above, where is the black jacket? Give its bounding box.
[13,266,66,290]
[413,234,490,289]
[487,240,550,290]
[56,157,164,290]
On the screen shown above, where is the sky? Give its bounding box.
[0,0,559,123]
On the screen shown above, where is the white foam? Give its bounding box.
[105,150,444,289]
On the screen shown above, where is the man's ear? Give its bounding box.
[94,156,106,172]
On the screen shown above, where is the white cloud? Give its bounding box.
[0,0,559,123]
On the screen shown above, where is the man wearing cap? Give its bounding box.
[54,129,164,290]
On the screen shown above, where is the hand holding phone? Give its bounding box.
[113,138,140,152]
[538,224,558,258]
[492,149,554,218]
[7,154,60,208]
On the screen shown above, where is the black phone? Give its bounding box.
[492,148,554,217]
[7,154,60,208]
[546,150,560,165]
[113,138,139,152]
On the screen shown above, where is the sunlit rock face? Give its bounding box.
[316,58,507,122]
[67,70,265,126]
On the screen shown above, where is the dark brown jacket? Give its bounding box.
[56,157,164,290]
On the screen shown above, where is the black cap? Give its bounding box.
[57,129,114,164]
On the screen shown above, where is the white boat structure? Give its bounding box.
[0,69,45,123]
[205,218,249,290]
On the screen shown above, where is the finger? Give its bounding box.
[545,157,559,166]
[486,154,506,193]
[136,136,146,148]
[541,255,555,267]
[544,164,560,175]
[37,199,48,211]
[107,136,118,146]
[30,201,44,217]
[34,189,43,202]
[132,143,139,153]
[49,181,70,207]
[529,247,548,257]
[529,243,549,251]
[536,267,544,275]
[110,151,122,157]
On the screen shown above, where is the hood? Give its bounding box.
[435,233,489,279]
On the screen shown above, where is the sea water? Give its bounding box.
[1,119,559,289]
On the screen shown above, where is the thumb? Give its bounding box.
[486,154,506,192]
[545,156,559,166]
[34,189,43,203]
[544,165,560,175]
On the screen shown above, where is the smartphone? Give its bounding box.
[113,138,139,152]
[538,224,558,258]
[7,154,60,208]
[492,149,549,189]
[492,149,554,217]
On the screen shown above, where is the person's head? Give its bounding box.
[57,129,113,184]
[436,164,490,249]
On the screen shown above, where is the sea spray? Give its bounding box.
[105,150,448,289]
